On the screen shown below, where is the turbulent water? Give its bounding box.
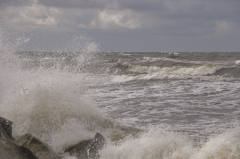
[1,33,240,158]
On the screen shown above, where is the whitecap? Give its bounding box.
[235,60,240,65]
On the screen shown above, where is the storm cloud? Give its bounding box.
[0,0,239,51]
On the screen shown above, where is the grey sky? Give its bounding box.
[0,0,239,52]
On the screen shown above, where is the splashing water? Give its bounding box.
[1,29,240,159]
[0,29,113,154]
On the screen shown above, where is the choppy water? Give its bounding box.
[88,52,240,139]
[1,32,240,158]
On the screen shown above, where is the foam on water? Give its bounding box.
[99,125,240,159]
[100,126,195,159]
[112,64,229,82]
[129,64,223,75]
[235,60,240,65]
[193,126,240,159]
[142,56,193,65]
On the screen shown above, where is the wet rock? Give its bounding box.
[0,116,106,159]
[0,117,13,139]
[0,123,29,159]
[87,133,106,159]
[65,132,106,159]
[20,146,39,159]
[65,139,93,159]
[14,133,61,159]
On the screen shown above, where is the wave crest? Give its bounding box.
[112,64,225,82]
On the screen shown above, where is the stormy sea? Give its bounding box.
[1,34,240,158]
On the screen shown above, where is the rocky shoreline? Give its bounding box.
[0,117,106,159]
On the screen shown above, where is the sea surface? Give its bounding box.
[1,35,240,158]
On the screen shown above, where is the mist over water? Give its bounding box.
[1,29,240,158]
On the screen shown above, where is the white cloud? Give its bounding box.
[0,0,59,29]
[90,9,141,30]
[1,0,240,51]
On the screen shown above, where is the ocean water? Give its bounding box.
[1,33,240,158]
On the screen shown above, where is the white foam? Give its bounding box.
[99,125,240,159]
[100,126,194,159]
[193,126,240,159]
[143,56,184,63]
[112,65,225,82]
[235,60,240,65]
[130,65,222,75]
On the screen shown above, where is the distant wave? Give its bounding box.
[213,66,240,78]
[112,64,230,82]
[129,64,223,75]
[142,56,226,66]
[143,56,184,63]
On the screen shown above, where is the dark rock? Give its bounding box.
[0,116,106,159]
[0,117,13,139]
[87,133,106,159]
[65,139,93,159]
[14,133,61,159]
[65,132,106,159]
[20,146,39,159]
[0,124,29,159]
[93,133,106,150]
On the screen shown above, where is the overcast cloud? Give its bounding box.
[0,0,239,52]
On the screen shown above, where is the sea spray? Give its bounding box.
[99,125,240,159]
[0,30,110,155]
[100,125,196,159]
[193,125,240,159]
[0,30,141,157]
[1,28,240,158]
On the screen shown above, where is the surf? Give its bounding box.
[1,29,240,159]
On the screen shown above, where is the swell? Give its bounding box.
[212,66,240,78]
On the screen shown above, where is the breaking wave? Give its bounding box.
[1,29,240,159]
[112,64,228,82]
[129,64,223,75]
[0,30,115,154]
[100,125,240,159]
